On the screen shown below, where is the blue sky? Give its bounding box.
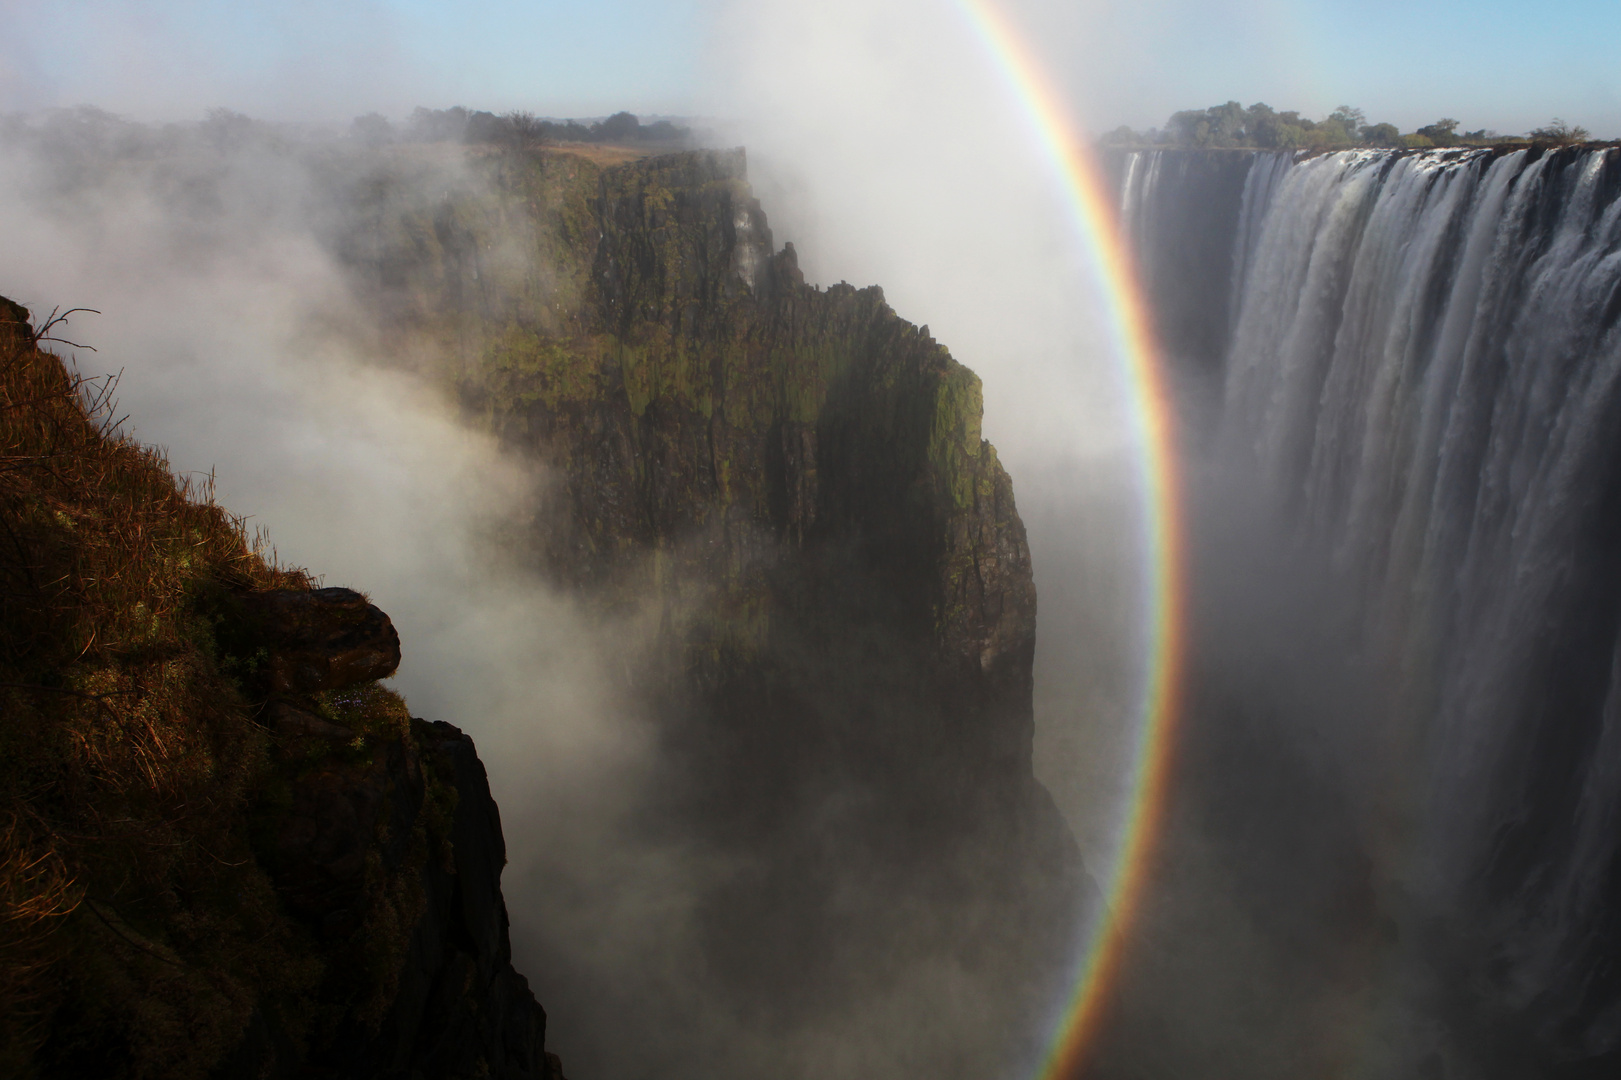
[1,0,1618,136]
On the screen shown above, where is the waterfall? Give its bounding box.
[1116,148,1265,375]
[1118,145,1621,1074]
[1227,151,1291,338]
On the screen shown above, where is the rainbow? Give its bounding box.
[951,1,1188,1075]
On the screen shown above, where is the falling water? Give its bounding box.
[1119,145,1621,1076]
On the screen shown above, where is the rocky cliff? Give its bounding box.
[0,299,560,1079]
[341,147,1090,1074]
[0,139,1091,1078]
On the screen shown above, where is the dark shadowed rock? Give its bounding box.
[294,722,551,1080]
[1,295,558,1079]
[265,700,354,740]
[246,587,401,694]
[213,592,555,1079]
[215,716,557,1080]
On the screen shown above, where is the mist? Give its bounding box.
[704,5,1621,1078]
[0,109,627,762]
[12,2,1611,1077]
[0,109,678,1069]
[0,92,1118,1078]
[697,10,1332,1076]
[705,0,1152,878]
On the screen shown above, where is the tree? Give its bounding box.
[642,119,686,144]
[1360,122,1401,147]
[1416,118,1460,145]
[1162,101,1248,146]
[1311,106,1367,146]
[501,110,545,150]
[1166,108,1207,146]
[201,108,257,152]
[1316,114,1362,145]
[405,106,469,143]
[1329,105,1367,130]
[462,110,501,143]
[1271,124,1306,148]
[593,111,641,143]
[1206,100,1248,145]
[1531,118,1590,143]
[1246,103,1289,148]
[350,112,394,148]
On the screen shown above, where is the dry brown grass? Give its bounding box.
[462,140,658,167]
[0,298,318,1077]
[544,141,659,166]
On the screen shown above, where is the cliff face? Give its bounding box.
[347,148,1089,1070]
[364,149,1044,782]
[0,139,1089,1077]
[0,300,558,1080]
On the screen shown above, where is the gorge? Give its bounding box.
[7,106,1621,1080]
[0,130,1088,1080]
[1097,145,1621,1080]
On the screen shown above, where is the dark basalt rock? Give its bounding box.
[214,594,555,1080]
[0,296,556,1080]
[293,722,552,1080]
[245,587,402,694]
[267,737,418,939]
[265,699,355,741]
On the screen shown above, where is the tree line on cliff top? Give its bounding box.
[1102,102,1593,150]
[0,105,692,160]
[351,107,691,149]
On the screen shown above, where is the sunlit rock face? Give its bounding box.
[1105,145,1621,1080]
[338,147,1092,1079]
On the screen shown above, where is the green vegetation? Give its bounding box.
[369,146,1021,666]
[359,106,693,149]
[1102,102,1598,150]
[1530,118,1592,143]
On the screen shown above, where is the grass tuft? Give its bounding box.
[0,299,333,1078]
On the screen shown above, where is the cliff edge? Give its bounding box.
[0,298,559,1079]
[346,147,1091,1071]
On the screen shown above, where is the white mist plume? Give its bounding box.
[707,0,1147,873]
[0,109,1082,1080]
[0,115,654,1008]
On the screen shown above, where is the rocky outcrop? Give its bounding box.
[215,593,556,1080]
[373,150,1051,784]
[218,711,555,1079]
[243,587,402,696]
[0,300,557,1080]
[346,148,1091,1071]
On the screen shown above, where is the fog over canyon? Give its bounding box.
[4,4,1621,1079]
